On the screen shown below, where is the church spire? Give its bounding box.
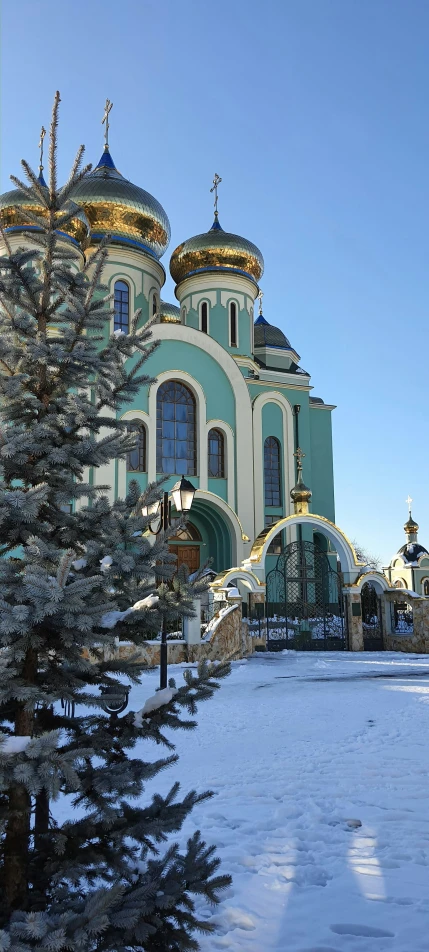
[210,173,222,230]
[404,495,419,542]
[290,448,312,514]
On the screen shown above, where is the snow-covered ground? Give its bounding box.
[135,651,429,951]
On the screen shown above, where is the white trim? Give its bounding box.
[148,370,207,487]
[100,245,165,290]
[118,409,150,498]
[149,324,254,542]
[252,392,295,539]
[355,572,390,593]
[175,271,258,303]
[206,419,234,508]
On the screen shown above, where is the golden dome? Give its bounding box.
[0,175,89,247]
[404,515,419,535]
[290,470,312,515]
[156,300,181,324]
[69,149,170,259]
[170,216,264,286]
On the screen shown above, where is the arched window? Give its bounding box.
[114,280,129,334]
[230,301,237,347]
[127,422,146,472]
[423,579,429,596]
[208,428,225,478]
[201,302,208,334]
[152,292,157,316]
[264,436,281,507]
[394,579,405,589]
[156,380,196,475]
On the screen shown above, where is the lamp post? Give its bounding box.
[142,476,196,689]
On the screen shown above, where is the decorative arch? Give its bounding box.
[354,571,390,593]
[193,490,244,568]
[156,379,196,476]
[244,512,364,585]
[211,567,264,593]
[252,392,295,536]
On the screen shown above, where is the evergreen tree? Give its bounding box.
[0,92,231,950]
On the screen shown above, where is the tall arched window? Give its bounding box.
[152,292,157,316]
[201,302,208,334]
[114,280,129,334]
[156,380,196,475]
[127,422,146,472]
[230,301,237,347]
[264,436,282,506]
[423,579,429,596]
[208,428,225,477]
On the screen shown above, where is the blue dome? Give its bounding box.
[254,314,291,349]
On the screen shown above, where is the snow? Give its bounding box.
[130,651,429,951]
[72,557,87,571]
[134,687,178,726]
[100,593,159,628]
[203,604,238,639]
[0,735,31,754]
[99,555,113,571]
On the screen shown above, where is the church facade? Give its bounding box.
[0,139,337,576]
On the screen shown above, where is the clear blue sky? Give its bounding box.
[1,0,428,566]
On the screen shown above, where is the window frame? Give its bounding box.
[113,279,130,334]
[156,379,197,476]
[127,421,147,473]
[229,300,238,348]
[208,427,225,478]
[264,435,282,507]
[200,300,209,334]
[422,578,429,596]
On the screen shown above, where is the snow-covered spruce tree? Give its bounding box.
[0,92,231,950]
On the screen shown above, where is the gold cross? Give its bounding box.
[257,289,264,316]
[38,126,46,173]
[102,98,113,149]
[294,447,305,472]
[406,494,413,515]
[210,172,222,217]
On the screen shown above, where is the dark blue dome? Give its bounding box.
[254,314,291,349]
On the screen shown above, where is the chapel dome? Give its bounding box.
[253,313,291,349]
[156,300,181,323]
[0,175,89,247]
[170,215,264,286]
[397,542,428,564]
[69,149,170,259]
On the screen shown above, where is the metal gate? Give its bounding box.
[362,582,384,650]
[265,540,345,650]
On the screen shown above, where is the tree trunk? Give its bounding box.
[3,646,37,914]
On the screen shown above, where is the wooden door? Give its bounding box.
[169,544,200,573]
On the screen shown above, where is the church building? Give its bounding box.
[0,133,337,576]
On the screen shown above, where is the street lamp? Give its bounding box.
[142,476,196,689]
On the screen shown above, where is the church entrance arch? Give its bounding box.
[265,539,345,650]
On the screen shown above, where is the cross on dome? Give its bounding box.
[406,494,413,515]
[210,172,222,219]
[102,98,113,151]
[257,289,264,316]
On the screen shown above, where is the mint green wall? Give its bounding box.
[106,261,160,333]
[309,407,335,522]
[184,288,253,358]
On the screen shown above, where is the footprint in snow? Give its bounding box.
[330,923,395,938]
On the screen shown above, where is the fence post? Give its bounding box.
[183,597,202,645]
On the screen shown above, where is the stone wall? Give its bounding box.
[90,596,255,667]
[384,591,429,653]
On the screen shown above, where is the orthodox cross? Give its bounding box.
[406,495,413,516]
[102,98,113,150]
[257,289,264,316]
[210,172,222,218]
[294,446,305,475]
[38,126,46,175]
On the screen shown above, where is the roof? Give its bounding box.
[397,542,429,564]
[253,314,292,350]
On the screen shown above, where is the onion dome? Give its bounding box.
[0,175,89,247]
[156,300,181,324]
[254,313,291,349]
[396,507,428,563]
[170,214,264,286]
[69,148,170,259]
[404,515,419,536]
[290,448,312,515]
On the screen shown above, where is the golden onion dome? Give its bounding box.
[69,149,170,259]
[156,300,181,324]
[170,215,264,286]
[0,173,89,247]
[404,515,419,535]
